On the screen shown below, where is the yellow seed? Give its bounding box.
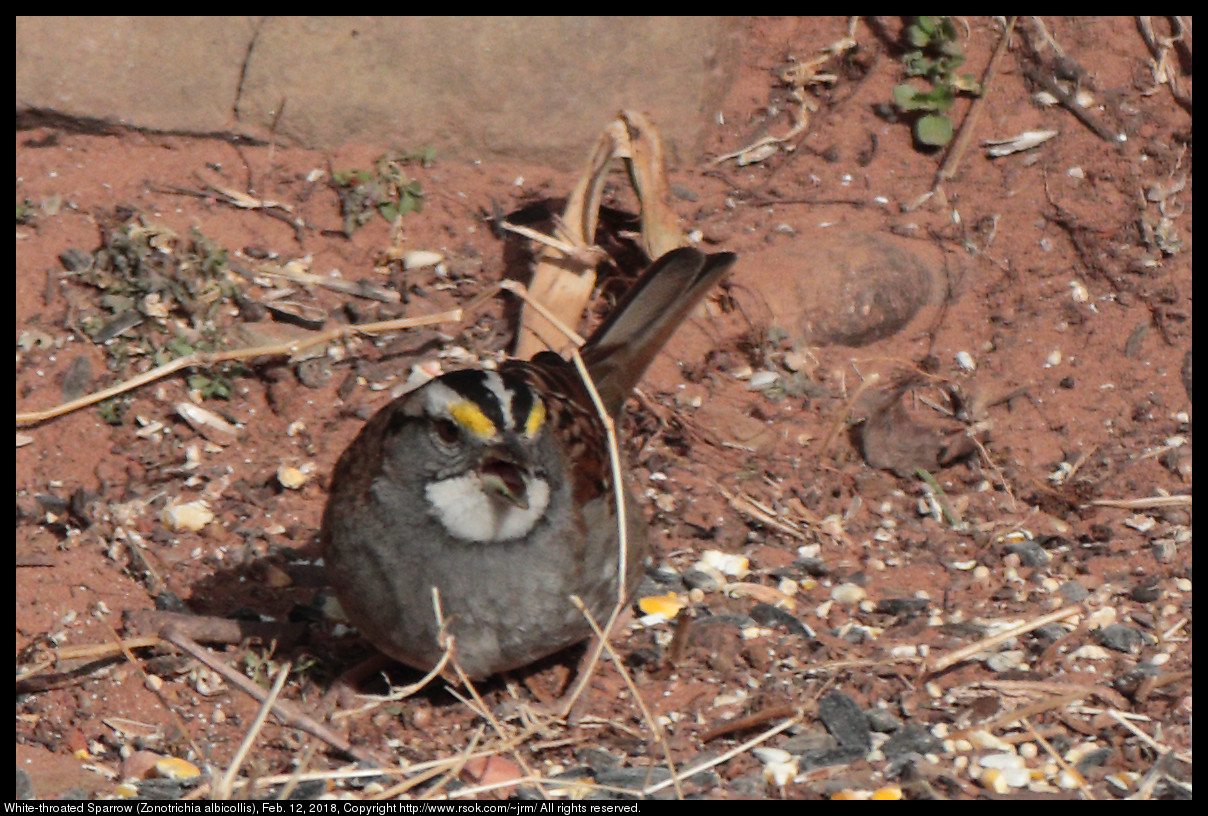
[161,500,213,532]
[829,790,862,800]
[638,592,684,618]
[276,464,310,490]
[155,756,201,781]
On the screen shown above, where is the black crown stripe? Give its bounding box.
[439,369,509,433]
[501,370,536,434]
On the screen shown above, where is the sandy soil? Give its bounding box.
[17,17,1191,800]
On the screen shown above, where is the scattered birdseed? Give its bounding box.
[161,500,213,532]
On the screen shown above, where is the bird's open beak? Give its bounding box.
[479,451,530,510]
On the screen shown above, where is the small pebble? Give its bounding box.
[830,583,866,606]
[161,500,213,532]
[402,250,444,270]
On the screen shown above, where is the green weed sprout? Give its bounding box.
[892,16,981,148]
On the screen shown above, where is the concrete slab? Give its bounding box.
[16,16,739,168]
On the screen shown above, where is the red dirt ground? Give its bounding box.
[17,17,1191,800]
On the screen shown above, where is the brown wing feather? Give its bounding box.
[579,248,736,416]
[505,247,735,504]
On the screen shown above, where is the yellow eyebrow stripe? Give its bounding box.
[448,400,496,438]
[524,398,546,437]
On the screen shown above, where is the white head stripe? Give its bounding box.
[481,372,515,429]
[421,371,528,433]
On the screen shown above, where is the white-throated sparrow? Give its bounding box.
[320,247,736,679]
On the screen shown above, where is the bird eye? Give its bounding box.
[433,418,460,444]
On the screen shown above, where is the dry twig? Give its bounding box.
[159,623,376,765]
[16,299,489,424]
[213,660,293,799]
[571,596,684,800]
[927,604,1083,674]
[935,16,1017,186]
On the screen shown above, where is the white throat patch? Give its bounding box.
[425,471,551,542]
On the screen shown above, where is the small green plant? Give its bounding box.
[892,16,981,148]
[332,150,432,235]
[155,334,239,400]
[69,211,246,415]
[241,648,319,688]
[83,221,239,326]
[96,395,130,426]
